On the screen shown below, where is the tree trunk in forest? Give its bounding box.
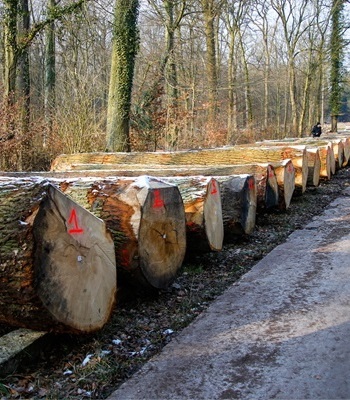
[18,0,30,126]
[106,0,139,151]
[201,0,218,124]
[3,0,18,103]
[227,29,238,140]
[160,177,223,252]
[44,0,57,141]
[0,179,116,333]
[329,0,345,133]
[216,175,257,240]
[59,176,186,289]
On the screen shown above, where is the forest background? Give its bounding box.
[0,0,349,171]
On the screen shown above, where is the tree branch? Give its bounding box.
[18,0,90,53]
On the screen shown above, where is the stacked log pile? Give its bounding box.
[2,132,350,333]
[59,176,187,290]
[51,146,308,195]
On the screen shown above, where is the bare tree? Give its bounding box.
[271,0,314,136]
[200,0,222,124]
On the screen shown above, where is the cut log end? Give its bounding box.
[203,178,224,251]
[138,184,186,289]
[219,175,257,239]
[33,185,116,333]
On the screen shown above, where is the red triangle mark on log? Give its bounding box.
[68,209,84,234]
[211,181,218,195]
[153,189,165,208]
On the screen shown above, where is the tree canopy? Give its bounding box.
[0,0,349,170]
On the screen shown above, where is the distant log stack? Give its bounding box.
[304,139,338,174]
[50,146,308,195]
[59,176,186,290]
[309,140,336,175]
[158,177,224,252]
[0,179,116,333]
[310,145,332,180]
[215,175,257,240]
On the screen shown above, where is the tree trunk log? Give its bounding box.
[330,139,344,169]
[50,146,307,194]
[320,135,350,166]
[168,164,277,211]
[59,176,186,290]
[339,137,350,166]
[305,148,321,187]
[337,137,350,166]
[216,175,257,240]
[55,164,278,211]
[294,139,335,175]
[158,177,223,252]
[238,144,307,195]
[313,146,332,180]
[268,160,295,210]
[0,179,116,333]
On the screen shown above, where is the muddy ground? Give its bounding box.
[1,167,349,399]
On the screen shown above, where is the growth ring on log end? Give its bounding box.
[33,184,116,333]
[137,178,187,289]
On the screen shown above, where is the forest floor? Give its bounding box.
[1,166,350,399]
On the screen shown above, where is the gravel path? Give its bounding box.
[108,185,350,400]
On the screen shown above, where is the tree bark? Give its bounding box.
[329,0,345,133]
[44,0,56,140]
[106,0,139,152]
[0,179,116,333]
[60,176,186,290]
[201,0,218,124]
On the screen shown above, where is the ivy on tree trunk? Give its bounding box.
[329,0,345,133]
[106,0,140,152]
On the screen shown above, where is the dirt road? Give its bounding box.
[108,187,350,400]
